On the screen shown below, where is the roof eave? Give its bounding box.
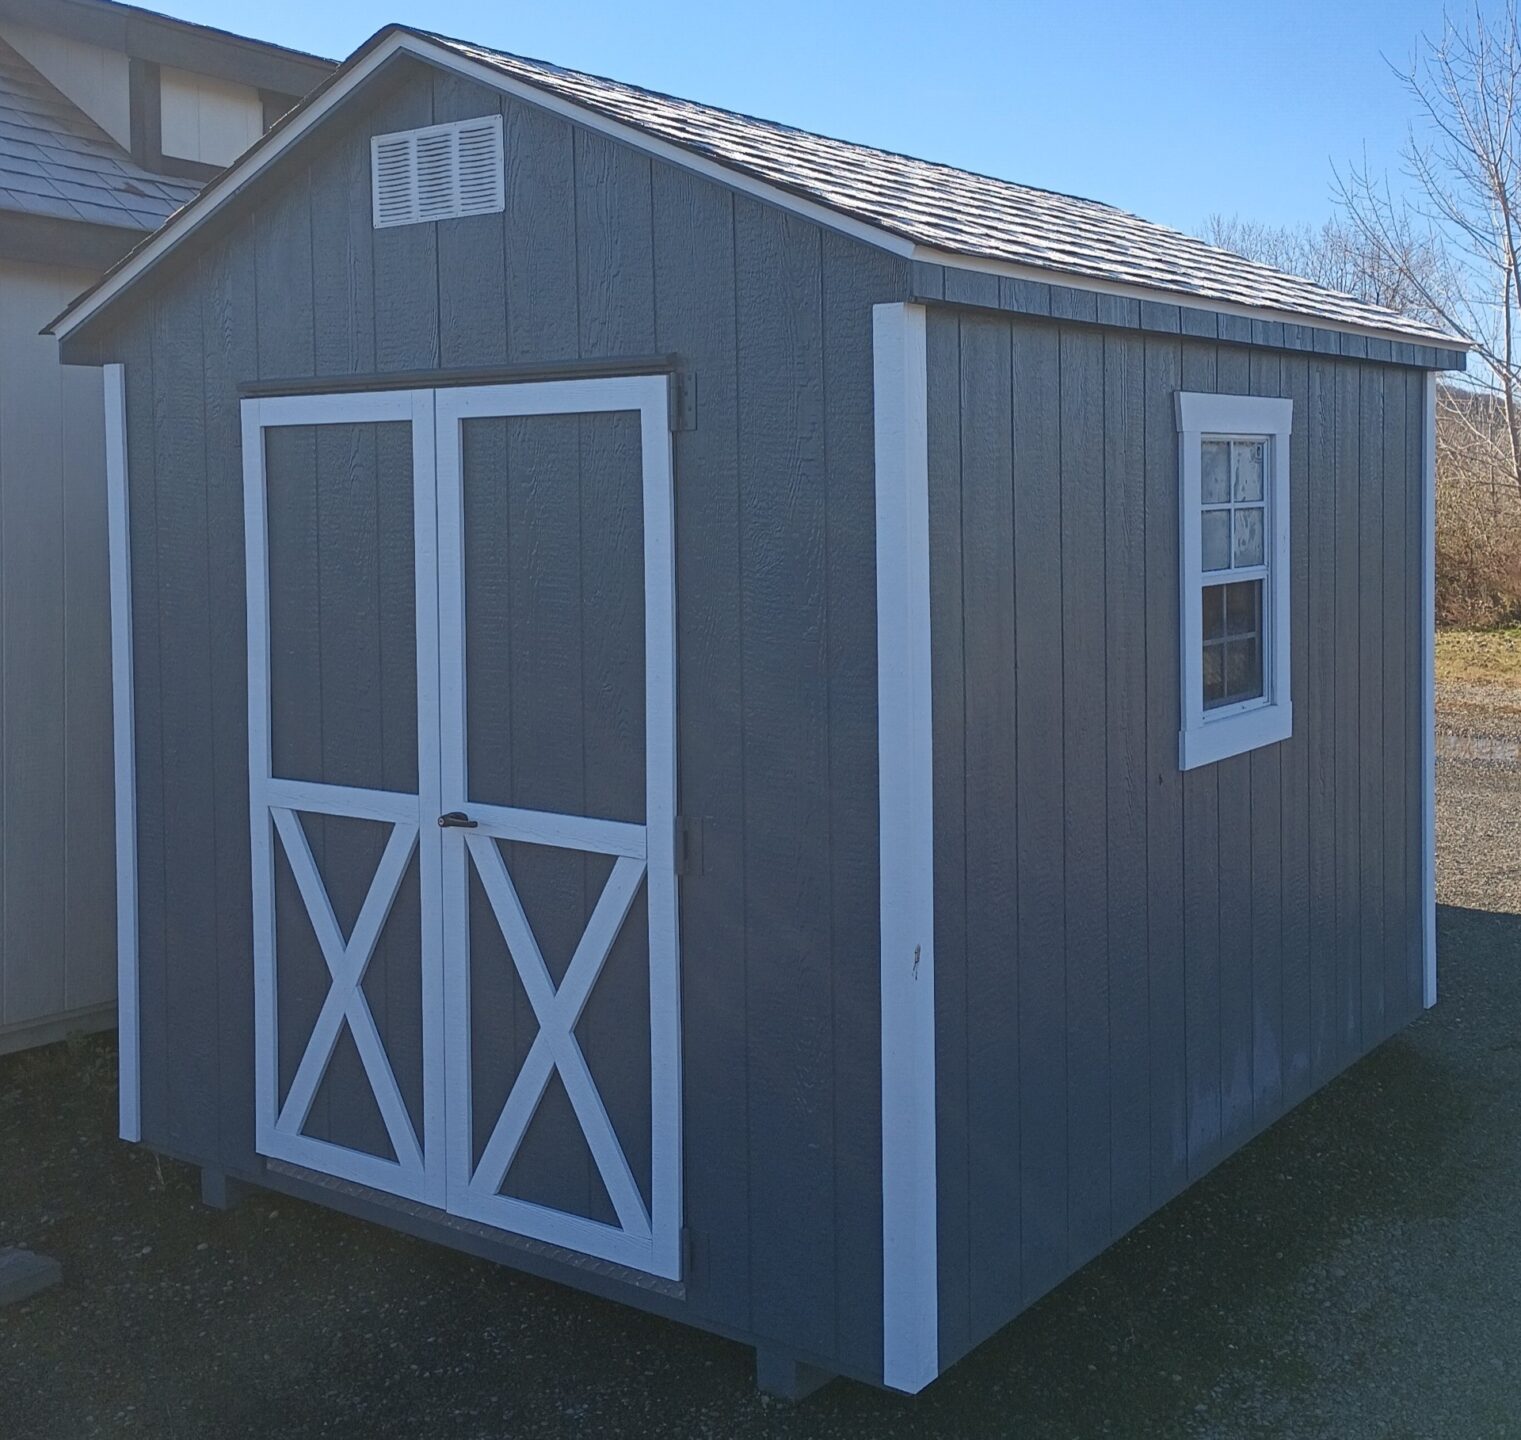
[910,247,1473,357]
[45,24,1472,362]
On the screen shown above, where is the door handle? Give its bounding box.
[437,811,478,829]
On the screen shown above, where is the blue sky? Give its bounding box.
[166,0,1462,236]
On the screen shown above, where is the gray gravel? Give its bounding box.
[0,695,1518,1438]
[1438,680,1521,912]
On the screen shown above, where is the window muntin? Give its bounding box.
[1176,393,1293,770]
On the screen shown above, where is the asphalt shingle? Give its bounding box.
[438,33,1464,346]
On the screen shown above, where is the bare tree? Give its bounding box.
[1335,3,1521,497]
[1200,213,1443,317]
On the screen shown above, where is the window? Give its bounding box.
[1177,392,1293,769]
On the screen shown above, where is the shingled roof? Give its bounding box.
[0,35,196,233]
[48,25,1469,349]
[437,34,1462,348]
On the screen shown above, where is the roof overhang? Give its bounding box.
[46,23,1472,358]
[0,0,334,94]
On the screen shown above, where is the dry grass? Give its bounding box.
[1436,625,1521,686]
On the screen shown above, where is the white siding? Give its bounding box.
[160,66,263,168]
[0,259,116,1054]
[0,22,131,148]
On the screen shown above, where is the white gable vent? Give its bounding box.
[371,115,505,229]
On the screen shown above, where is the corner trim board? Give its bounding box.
[1423,373,1437,1007]
[873,301,938,1393]
[104,362,140,1142]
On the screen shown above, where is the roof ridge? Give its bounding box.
[426,30,1127,216]
[426,30,1456,343]
[46,25,1470,349]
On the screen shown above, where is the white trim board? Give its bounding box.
[1423,373,1438,1008]
[46,27,1468,357]
[874,301,938,1393]
[103,362,140,1143]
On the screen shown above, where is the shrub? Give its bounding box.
[1436,391,1521,628]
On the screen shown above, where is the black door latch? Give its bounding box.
[437,811,479,829]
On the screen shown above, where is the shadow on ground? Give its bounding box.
[2,904,1518,1439]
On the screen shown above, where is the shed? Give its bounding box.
[0,0,331,1054]
[48,24,1467,1397]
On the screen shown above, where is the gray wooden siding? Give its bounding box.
[929,307,1427,1368]
[0,258,117,1055]
[93,60,904,1383]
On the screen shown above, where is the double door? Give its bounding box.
[241,377,680,1279]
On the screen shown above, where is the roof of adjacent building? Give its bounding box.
[4,0,335,90]
[47,24,1470,350]
[0,34,196,232]
[438,34,1465,348]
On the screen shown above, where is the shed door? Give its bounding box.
[435,378,681,1279]
[244,389,445,1207]
[244,378,680,1280]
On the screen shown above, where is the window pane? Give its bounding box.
[1203,583,1226,640]
[1233,440,1265,501]
[1203,642,1225,705]
[1202,511,1230,571]
[1202,440,1231,503]
[1224,578,1260,637]
[1223,636,1263,703]
[1233,506,1264,567]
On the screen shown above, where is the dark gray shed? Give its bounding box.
[48,23,1466,1397]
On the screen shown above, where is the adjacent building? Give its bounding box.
[0,0,329,1053]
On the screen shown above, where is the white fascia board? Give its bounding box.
[50,29,912,343]
[909,246,1471,355]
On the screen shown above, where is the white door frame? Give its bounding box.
[242,376,681,1280]
[434,376,682,1280]
[242,388,446,1207]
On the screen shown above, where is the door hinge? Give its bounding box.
[669,371,697,433]
[675,815,705,877]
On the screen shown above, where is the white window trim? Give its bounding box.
[1176,392,1294,770]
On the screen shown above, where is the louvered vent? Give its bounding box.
[371,116,505,229]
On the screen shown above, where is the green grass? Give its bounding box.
[1436,625,1521,687]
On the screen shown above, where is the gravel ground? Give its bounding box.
[2,696,1519,1438]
